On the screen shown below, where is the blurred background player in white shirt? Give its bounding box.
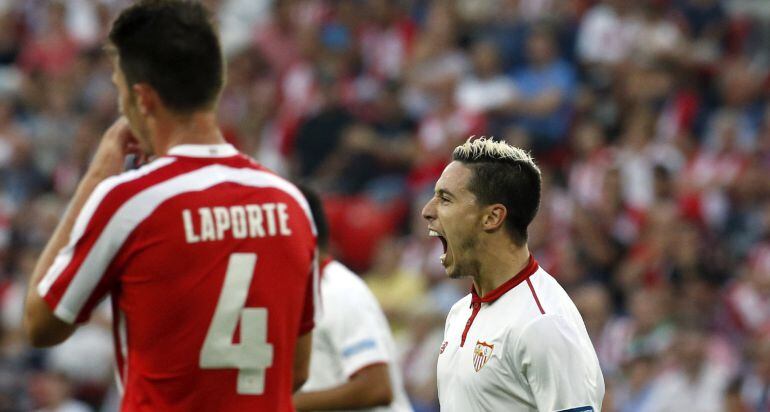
[422,138,604,411]
[294,187,413,412]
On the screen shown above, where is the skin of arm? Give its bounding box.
[23,118,138,347]
[293,363,394,411]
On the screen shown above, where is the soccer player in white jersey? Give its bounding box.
[422,138,604,411]
[293,187,413,412]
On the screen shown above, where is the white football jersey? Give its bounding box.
[437,256,604,412]
[302,259,413,412]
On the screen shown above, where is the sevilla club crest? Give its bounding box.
[473,341,494,372]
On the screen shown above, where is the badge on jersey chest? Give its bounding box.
[473,341,494,372]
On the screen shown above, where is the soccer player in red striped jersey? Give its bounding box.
[23,1,317,411]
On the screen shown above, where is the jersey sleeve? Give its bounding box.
[512,314,604,412]
[36,178,130,324]
[325,288,389,378]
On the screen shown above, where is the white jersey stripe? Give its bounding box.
[53,164,316,323]
[37,158,177,298]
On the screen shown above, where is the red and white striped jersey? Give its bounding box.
[37,144,317,412]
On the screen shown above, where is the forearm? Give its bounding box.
[293,364,393,411]
[294,383,389,411]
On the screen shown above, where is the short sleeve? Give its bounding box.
[326,291,389,378]
[513,314,604,412]
[36,178,129,324]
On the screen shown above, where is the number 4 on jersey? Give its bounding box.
[200,253,274,394]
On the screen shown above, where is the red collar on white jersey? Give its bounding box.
[168,144,239,158]
[470,255,539,306]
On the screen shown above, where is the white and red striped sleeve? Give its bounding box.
[37,158,177,324]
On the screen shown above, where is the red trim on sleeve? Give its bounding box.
[526,278,545,315]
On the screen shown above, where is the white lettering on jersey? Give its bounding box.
[278,203,292,236]
[213,207,231,240]
[199,208,216,241]
[182,203,293,243]
[246,204,265,238]
[262,203,277,236]
[231,206,247,239]
[182,209,200,243]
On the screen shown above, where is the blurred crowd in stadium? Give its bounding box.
[3,0,770,410]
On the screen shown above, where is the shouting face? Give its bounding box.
[422,161,486,279]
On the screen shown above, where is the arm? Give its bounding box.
[515,314,605,411]
[293,363,393,411]
[293,331,313,392]
[23,118,138,347]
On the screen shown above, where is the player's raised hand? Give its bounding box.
[86,117,141,180]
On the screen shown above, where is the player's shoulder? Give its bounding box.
[82,157,181,219]
[97,157,179,195]
[322,261,377,305]
[211,156,313,218]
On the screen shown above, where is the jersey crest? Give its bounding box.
[473,341,494,372]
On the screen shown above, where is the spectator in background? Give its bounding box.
[642,323,731,412]
[293,75,354,187]
[506,25,576,151]
[737,333,770,410]
[333,81,418,198]
[577,0,640,68]
[633,2,684,64]
[724,243,770,342]
[455,39,518,117]
[359,0,416,80]
[612,354,659,412]
[676,0,726,67]
[29,371,91,412]
[403,1,467,117]
[18,2,79,78]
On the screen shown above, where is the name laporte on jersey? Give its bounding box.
[182,202,293,243]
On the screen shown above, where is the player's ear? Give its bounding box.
[131,83,157,116]
[482,204,506,233]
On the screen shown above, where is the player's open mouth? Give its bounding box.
[429,230,448,265]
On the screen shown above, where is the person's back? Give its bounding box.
[115,148,314,410]
[39,146,316,411]
[23,2,317,411]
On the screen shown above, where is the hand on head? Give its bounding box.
[87,117,145,179]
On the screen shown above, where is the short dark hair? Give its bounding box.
[297,185,329,252]
[452,138,541,245]
[108,0,224,113]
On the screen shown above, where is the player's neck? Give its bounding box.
[472,241,530,298]
[152,111,225,155]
